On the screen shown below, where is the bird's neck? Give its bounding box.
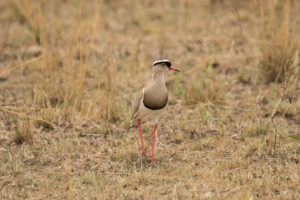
[152,71,165,83]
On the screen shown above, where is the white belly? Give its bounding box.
[137,101,165,123]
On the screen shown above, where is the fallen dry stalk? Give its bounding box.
[0,106,57,130]
[0,56,43,76]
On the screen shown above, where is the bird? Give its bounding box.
[130,59,180,164]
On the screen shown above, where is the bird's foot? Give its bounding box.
[141,152,146,157]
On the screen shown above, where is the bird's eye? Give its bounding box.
[162,63,166,66]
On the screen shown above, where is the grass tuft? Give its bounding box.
[260,0,297,83]
[243,119,267,138]
[14,117,32,144]
[97,89,121,123]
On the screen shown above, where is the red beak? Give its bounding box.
[169,66,180,72]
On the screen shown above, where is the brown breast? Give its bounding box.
[143,81,168,110]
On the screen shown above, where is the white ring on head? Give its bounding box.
[152,59,170,66]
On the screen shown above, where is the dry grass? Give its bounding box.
[183,79,225,105]
[260,0,297,83]
[14,116,32,144]
[0,0,300,199]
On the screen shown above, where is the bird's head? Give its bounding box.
[152,59,180,73]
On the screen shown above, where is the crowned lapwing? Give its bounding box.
[130,59,180,164]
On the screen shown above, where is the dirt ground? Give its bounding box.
[0,0,299,199]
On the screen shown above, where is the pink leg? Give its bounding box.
[137,120,146,156]
[151,123,158,164]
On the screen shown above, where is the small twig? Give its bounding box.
[270,86,285,120]
[266,50,298,153]
[265,75,286,153]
